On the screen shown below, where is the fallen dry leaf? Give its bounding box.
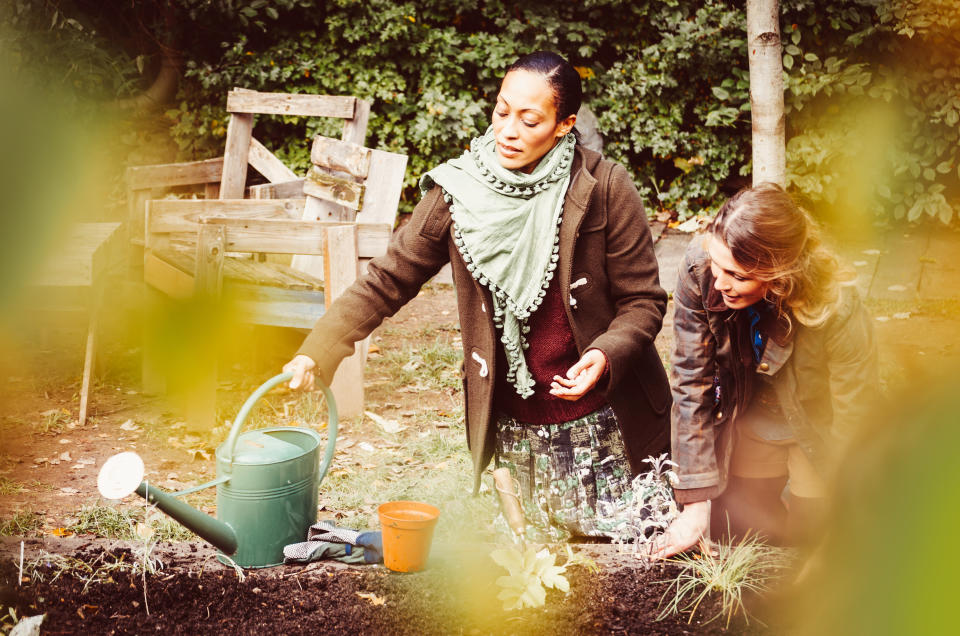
[356,592,386,606]
[119,419,139,432]
[365,411,406,434]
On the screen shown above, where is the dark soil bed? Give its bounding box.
[0,540,768,635]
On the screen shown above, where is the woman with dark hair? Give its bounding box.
[652,183,878,557]
[284,51,671,539]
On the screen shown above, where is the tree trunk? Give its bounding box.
[747,0,785,187]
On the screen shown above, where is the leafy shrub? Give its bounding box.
[5,0,958,222]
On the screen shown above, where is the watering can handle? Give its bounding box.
[222,372,339,485]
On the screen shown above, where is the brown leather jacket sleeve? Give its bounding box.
[670,239,723,493]
[296,187,452,385]
[585,163,667,389]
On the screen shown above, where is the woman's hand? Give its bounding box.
[549,349,607,401]
[283,354,317,390]
[649,500,711,559]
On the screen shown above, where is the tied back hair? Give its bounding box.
[709,182,851,329]
[506,51,582,139]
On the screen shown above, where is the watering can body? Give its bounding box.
[103,372,337,568]
[215,426,323,567]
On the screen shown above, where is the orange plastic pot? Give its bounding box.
[378,500,440,572]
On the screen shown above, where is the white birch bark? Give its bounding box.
[747,0,786,187]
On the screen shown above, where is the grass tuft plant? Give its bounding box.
[0,476,26,495]
[0,511,42,536]
[67,504,195,542]
[658,533,792,628]
[38,409,72,434]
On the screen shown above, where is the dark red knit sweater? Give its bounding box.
[494,275,608,424]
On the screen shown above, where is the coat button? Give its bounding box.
[759,362,770,372]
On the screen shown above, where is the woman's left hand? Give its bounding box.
[550,349,607,401]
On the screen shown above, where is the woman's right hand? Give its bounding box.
[649,500,711,559]
[283,354,317,390]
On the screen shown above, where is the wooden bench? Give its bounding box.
[127,90,406,428]
[27,222,124,425]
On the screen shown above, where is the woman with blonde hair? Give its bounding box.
[653,182,877,557]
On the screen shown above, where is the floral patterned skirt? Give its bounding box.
[494,405,661,543]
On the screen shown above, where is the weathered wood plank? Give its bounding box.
[226,90,356,118]
[248,136,298,183]
[128,189,151,247]
[126,158,224,190]
[355,149,408,227]
[204,182,220,200]
[248,179,305,199]
[197,217,391,258]
[150,247,325,292]
[78,282,104,426]
[144,251,194,300]
[301,196,353,223]
[31,222,123,288]
[341,98,370,145]
[195,224,226,297]
[148,199,305,233]
[324,224,363,417]
[303,165,364,211]
[311,136,371,178]
[220,112,254,199]
[229,283,325,330]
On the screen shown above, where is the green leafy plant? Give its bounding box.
[657,533,792,628]
[8,0,957,223]
[610,453,679,549]
[491,544,595,611]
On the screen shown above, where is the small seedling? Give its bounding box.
[491,544,596,611]
[606,453,679,551]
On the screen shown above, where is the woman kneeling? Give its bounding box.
[653,183,878,557]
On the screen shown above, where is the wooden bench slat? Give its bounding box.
[149,247,326,292]
[126,158,224,190]
[248,179,306,199]
[248,137,298,183]
[226,90,356,118]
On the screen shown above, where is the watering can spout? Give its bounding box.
[97,451,239,555]
[135,482,239,555]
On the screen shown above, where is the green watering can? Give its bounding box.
[97,372,337,568]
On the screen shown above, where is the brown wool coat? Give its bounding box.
[298,146,672,489]
[670,238,879,504]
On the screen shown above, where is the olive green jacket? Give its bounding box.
[298,146,671,488]
[670,238,879,504]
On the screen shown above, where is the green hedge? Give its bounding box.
[6,0,959,223]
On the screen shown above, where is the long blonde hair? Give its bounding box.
[709,182,850,328]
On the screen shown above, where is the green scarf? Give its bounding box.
[420,126,576,398]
